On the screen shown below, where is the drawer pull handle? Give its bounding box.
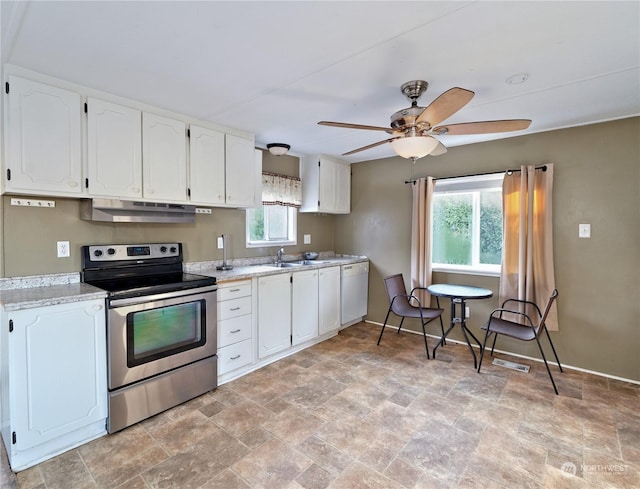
[230,307,241,311]
[230,354,241,360]
[229,288,241,292]
[230,329,241,333]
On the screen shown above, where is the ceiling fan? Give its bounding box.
[318,80,531,161]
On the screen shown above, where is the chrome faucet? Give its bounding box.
[276,246,285,264]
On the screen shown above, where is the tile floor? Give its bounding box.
[2,322,639,489]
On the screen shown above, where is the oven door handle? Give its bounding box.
[109,285,218,308]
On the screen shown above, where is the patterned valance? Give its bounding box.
[262,172,302,207]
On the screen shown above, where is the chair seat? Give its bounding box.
[394,304,443,320]
[481,317,536,341]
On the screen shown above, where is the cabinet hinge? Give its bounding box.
[84,102,88,114]
[290,276,293,283]
[9,319,13,333]
[187,188,191,197]
[318,200,320,206]
[6,169,11,181]
[318,160,321,167]
[187,128,190,138]
[12,432,16,444]
[85,178,89,189]
[5,82,9,94]
[290,334,293,344]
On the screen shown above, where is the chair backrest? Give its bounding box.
[383,274,412,314]
[535,289,559,335]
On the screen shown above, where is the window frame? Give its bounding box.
[431,173,504,277]
[245,205,298,248]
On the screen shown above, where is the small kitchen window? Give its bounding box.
[431,173,504,276]
[246,172,301,248]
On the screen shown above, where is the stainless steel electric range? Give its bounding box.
[81,243,217,433]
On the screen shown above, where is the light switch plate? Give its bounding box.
[578,223,591,238]
[304,234,311,244]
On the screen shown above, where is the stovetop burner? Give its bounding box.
[81,243,216,298]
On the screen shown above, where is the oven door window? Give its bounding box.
[126,300,206,367]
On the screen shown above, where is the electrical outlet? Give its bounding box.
[217,237,224,249]
[57,241,70,258]
[195,208,212,214]
[304,234,311,244]
[578,223,591,238]
[465,306,470,318]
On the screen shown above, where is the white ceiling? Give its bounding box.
[2,1,639,163]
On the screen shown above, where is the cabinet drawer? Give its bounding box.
[217,296,251,321]
[218,282,251,301]
[218,339,252,375]
[218,315,252,348]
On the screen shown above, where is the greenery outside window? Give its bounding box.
[431,173,503,275]
[246,205,297,248]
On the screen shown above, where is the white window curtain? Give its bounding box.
[500,164,559,330]
[410,176,435,305]
[262,172,302,208]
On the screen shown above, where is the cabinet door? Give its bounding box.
[318,157,336,213]
[6,76,82,195]
[87,98,142,198]
[258,273,291,358]
[142,112,187,202]
[334,162,351,214]
[225,134,257,207]
[292,269,319,346]
[8,300,107,451]
[189,125,226,205]
[319,266,341,335]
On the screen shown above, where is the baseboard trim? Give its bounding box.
[365,319,640,386]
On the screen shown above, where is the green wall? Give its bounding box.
[336,117,639,381]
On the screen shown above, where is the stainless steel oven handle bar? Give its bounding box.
[108,285,218,308]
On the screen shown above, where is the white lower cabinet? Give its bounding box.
[257,273,292,359]
[319,266,341,335]
[217,280,253,375]
[292,269,319,346]
[1,299,108,471]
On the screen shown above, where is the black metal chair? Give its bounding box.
[377,274,445,358]
[477,289,563,394]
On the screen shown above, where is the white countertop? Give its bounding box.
[0,282,107,311]
[195,256,368,283]
[0,255,368,310]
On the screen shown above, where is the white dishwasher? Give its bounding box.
[341,261,369,325]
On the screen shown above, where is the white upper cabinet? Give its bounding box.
[86,98,142,198]
[142,112,188,202]
[188,125,226,205]
[5,75,82,196]
[299,155,351,214]
[225,134,258,208]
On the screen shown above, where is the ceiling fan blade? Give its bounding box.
[430,140,448,156]
[342,137,397,156]
[416,87,475,127]
[433,119,532,136]
[318,121,392,132]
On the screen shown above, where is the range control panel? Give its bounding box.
[87,243,181,261]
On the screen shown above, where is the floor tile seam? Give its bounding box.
[464,451,544,488]
[73,448,101,489]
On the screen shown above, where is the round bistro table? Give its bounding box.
[427,283,493,368]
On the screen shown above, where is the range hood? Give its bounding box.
[80,199,197,224]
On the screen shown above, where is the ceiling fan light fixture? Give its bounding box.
[267,143,290,156]
[391,135,439,161]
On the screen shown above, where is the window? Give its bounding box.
[246,205,297,248]
[431,173,504,275]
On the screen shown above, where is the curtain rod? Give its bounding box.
[404,165,547,185]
